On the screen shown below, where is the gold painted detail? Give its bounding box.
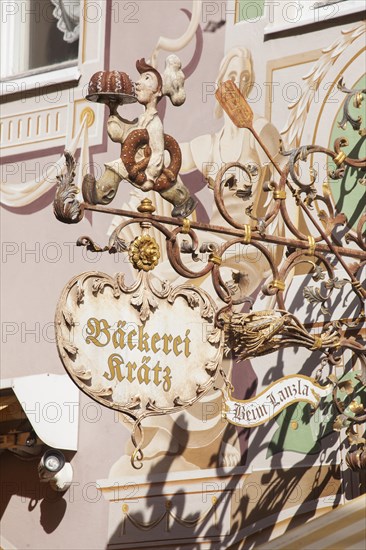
[273,189,287,200]
[224,310,289,359]
[348,400,364,415]
[129,235,160,271]
[181,218,191,234]
[352,280,362,291]
[85,318,192,358]
[209,253,222,266]
[243,224,252,244]
[137,198,155,214]
[120,499,218,533]
[346,448,366,471]
[353,92,363,109]
[334,151,346,166]
[80,107,95,128]
[307,235,316,256]
[85,316,193,393]
[223,309,340,362]
[291,421,298,430]
[272,279,285,291]
[311,336,323,350]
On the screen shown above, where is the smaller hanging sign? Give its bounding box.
[223,375,332,428]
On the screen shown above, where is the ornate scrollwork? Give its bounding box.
[337,77,365,132]
[280,142,318,206]
[303,265,349,316]
[222,309,341,361]
[129,234,160,272]
[53,151,84,224]
[53,74,366,470]
[55,269,224,467]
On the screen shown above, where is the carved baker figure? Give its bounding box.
[83,57,197,218]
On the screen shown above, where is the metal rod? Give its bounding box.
[84,203,366,261]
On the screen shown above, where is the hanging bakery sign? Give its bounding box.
[52,52,366,468]
[55,267,224,417]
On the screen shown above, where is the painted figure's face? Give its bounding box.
[223,56,252,97]
[135,71,160,105]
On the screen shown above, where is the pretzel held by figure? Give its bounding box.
[83,56,197,218]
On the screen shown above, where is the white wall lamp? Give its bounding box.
[38,449,73,492]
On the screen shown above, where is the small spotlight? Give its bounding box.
[38,449,73,491]
[38,449,65,481]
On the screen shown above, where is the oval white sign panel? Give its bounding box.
[55,271,224,418]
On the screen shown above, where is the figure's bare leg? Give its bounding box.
[82,168,122,205]
[159,180,197,218]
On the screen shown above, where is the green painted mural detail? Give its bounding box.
[236,0,265,22]
[267,371,365,457]
[267,399,332,457]
[328,74,366,232]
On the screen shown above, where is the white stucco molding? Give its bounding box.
[0,0,106,157]
[0,65,81,97]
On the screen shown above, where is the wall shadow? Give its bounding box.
[0,449,74,534]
